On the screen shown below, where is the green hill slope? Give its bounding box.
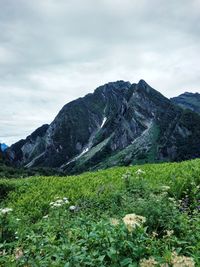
[0,159,200,266]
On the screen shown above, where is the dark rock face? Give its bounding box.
[171,92,200,114]
[7,80,200,173]
[6,124,49,166]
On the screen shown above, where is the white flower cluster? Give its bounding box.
[123,213,146,232]
[135,169,145,175]
[50,197,69,208]
[69,205,77,212]
[0,207,13,215]
[161,185,170,191]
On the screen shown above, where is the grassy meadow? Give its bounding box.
[0,159,200,266]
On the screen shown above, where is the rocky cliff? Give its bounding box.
[6,80,200,174]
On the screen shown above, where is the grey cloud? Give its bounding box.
[0,0,200,145]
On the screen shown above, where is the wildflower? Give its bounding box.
[135,169,145,175]
[50,197,70,208]
[0,208,13,215]
[152,231,158,237]
[52,203,62,208]
[55,199,63,204]
[171,252,195,267]
[123,213,146,232]
[122,171,131,179]
[110,218,120,226]
[69,205,78,212]
[140,257,158,266]
[43,215,48,219]
[16,218,21,221]
[165,230,174,237]
[168,197,175,202]
[63,197,69,204]
[161,185,170,191]
[15,248,23,260]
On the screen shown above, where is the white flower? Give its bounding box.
[55,199,63,204]
[161,185,170,191]
[63,198,69,204]
[123,213,146,232]
[110,218,120,226]
[0,208,13,215]
[135,169,145,175]
[69,205,77,211]
[15,248,23,260]
[43,215,48,219]
[16,218,21,221]
[50,197,70,208]
[171,252,195,267]
[165,230,174,237]
[52,203,62,208]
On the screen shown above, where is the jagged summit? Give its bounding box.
[6,80,200,174]
[138,79,149,87]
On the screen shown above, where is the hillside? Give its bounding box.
[171,92,200,114]
[0,159,200,266]
[6,80,200,174]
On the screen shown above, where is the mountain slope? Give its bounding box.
[6,80,200,173]
[171,92,200,114]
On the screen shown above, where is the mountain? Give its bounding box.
[6,80,200,174]
[0,143,8,151]
[0,143,8,162]
[171,92,200,114]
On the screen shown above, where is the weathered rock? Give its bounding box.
[7,80,200,173]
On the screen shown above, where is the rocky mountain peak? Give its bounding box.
[138,79,149,87]
[6,80,200,174]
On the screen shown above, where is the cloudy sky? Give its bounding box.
[0,0,200,145]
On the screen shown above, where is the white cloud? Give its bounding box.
[0,0,200,145]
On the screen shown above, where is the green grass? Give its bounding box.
[0,159,200,266]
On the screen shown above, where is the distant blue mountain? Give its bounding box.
[1,143,8,151]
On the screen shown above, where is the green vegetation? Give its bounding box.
[0,159,200,266]
[0,161,63,179]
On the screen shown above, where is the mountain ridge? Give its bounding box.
[171,92,200,114]
[6,80,200,174]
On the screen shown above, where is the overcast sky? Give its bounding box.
[0,0,200,145]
